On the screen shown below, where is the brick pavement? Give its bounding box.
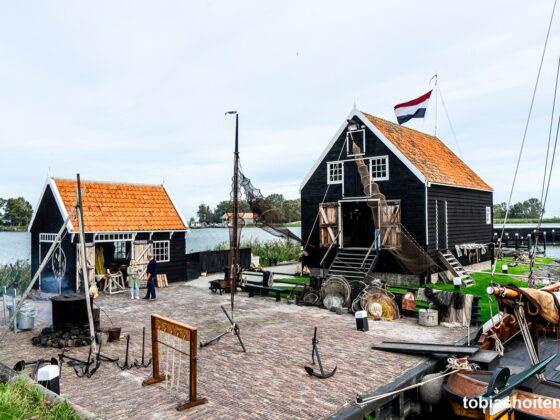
[0,282,467,419]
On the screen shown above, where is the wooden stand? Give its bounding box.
[142,314,207,410]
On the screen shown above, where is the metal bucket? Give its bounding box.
[418,308,438,327]
[7,303,37,330]
[108,327,122,342]
[96,331,109,344]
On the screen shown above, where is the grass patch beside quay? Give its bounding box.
[0,377,78,420]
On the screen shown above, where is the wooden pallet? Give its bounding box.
[156,274,168,288]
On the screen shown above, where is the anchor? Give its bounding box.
[304,327,336,379]
[200,305,246,352]
[117,334,134,370]
[134,327,152,368]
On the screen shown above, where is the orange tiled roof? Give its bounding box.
[53,178,187,232]
[362,113,492,191]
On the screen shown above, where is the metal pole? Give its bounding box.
[76,174,97,353]
[0,199,79,344]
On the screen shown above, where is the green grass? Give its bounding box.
[282,221,301,227]
[275,276,310,284]
[0,377,78,419]
[214,238,300,266]
[0,226,27,232]
[494,218,560,224]
[0,260,31,294]
[390,257,550,323]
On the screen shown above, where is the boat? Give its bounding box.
[443,354,560,419]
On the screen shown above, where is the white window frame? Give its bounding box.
[39,233,57,243]
[152,240,170,263]
[369,155,389,181]
[95,232,134,243]
[486,206,491,224]
[327,161,343,185]
[346,129,365,156]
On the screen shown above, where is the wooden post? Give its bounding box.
[143,314,165,385]
[515,233,519,250]
[0,199,79,344]
[76,175,97,353]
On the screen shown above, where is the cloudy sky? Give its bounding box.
[1,1,559,219]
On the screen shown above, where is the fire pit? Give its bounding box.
[31,293,100,348]
[51,293,93,330]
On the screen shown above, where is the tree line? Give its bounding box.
[195,194,301,224]
[493,198,545,219]
[0,197,33,227]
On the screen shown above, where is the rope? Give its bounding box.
[529,56,560,285]
[357,357,478,406]
[492,0,557,284]
[489,333,505,357]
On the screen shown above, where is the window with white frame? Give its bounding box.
[114,241,127,259]
[486,206,491,224]
[369,156,389,181]
[327,161,343,184]
[346,130,365,156]
[152,241,170,262]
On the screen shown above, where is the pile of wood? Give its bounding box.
[156,274,168,288]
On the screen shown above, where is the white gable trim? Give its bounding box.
[28,177,74,232]
[427,181,493,193]
[162,182,188,229]
[300,109,426,191]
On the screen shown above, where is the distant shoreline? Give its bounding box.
[0,226,27,232]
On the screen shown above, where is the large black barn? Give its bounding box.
[28,177,188,293]
[300,108,493,285]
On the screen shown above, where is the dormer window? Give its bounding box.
[346,129,365,156]
[327,161,343,184]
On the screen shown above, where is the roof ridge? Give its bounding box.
[52,177,163,188]
[360,111,440,139]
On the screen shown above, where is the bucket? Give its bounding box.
[37,364,60,395]
[7,302,37,331]
[355,310,369,332]
[418,308,438,327]
[108,327,122,342]
[96,330,109,344]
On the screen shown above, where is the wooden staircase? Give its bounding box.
[325,248,379,283]
[438,250,475,287]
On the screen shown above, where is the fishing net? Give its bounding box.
[350,140,437,275]
[320,275,352,307]
[238,169,308,244]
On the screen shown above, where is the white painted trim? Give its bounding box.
[445,200,448,249]
[368,155,389,181]
[49,178,74,232]
[326,161,344,185]
[435,200,439,250]
[28,177,74,232]
[300,109,426,191]
[39,233,57,243]
[94,232,135,243]
[162,182,188,229]
[427,181,493,193]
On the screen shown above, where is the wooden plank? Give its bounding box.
[319,205,336,243]
[372,341,479,355]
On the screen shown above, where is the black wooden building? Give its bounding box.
[300,108,493,284]
[28,177,188,293]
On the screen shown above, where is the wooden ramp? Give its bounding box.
[438,250,475,287]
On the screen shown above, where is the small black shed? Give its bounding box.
[28,177,188,293]
[300,108,493,284]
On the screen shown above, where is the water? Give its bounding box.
[0,228,302,264]
[1,229,558,265]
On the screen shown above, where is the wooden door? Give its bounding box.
[76,243,95,292]
[318,203,338,248]
[380,201,401,248]
[436,200,447,250]
[133,241,153,287]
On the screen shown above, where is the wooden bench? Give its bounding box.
[243,284,284,302]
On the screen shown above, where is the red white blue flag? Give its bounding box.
[394,90,432,125]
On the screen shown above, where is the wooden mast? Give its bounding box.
[229,111,239,318]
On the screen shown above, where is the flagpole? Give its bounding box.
[434,73,438,137]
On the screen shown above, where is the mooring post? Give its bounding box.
[527,234,532,252]
[552,229,556,244]
[2,287,7,326]
[505,233,509,247]
[543,232,547,252]
[515,233,519,250]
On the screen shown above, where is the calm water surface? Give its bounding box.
[1,228,558,265]
[0,228,302,264]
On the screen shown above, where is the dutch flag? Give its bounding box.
[394,90,433,125]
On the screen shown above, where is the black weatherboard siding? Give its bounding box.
[426,184,493,263]
[301,123,426,272]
